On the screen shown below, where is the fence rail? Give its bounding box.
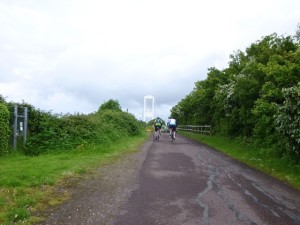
[177,125,211,135]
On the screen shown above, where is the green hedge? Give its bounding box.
[0,103,10,154]
[22,103,145,155]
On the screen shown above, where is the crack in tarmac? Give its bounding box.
[196,154,259,225]
[195,156,218,225]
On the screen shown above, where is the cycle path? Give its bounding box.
[112,133,300,225]
[40,133,300,225]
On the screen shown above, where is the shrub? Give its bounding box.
[275,83,300,156]
[0,103,10,154]
[22,102,145,155]
[98,99,122,112]
[96,110,142,138]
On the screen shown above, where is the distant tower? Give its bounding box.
[143,95,155,122]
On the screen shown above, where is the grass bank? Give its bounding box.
[180,132,300,190]
[0,132,148,225]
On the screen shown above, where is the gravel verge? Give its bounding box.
[35,140,152,225]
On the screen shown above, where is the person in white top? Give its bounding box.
[167,117,177,139]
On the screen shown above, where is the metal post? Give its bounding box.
[23,107,28,145]
[13,105,18,149]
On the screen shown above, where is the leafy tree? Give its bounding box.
[233,75,260,136]
[98,99,122,112]
[0,95,6,103]
[213,81,235,135]
[275,83,300,155]
[170,104,184,123]
[252,99,279,147]
[171,26,300,157]
[295,23,300,43]
[170,67,227,127]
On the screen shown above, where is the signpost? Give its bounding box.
[13,105,28,149]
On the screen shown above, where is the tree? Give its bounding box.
[275,83,300,156]
[172,29,300,156]
[294,22,300,43]
[0,95,6,103]
[170,67,227,126]
[98,99,122,112]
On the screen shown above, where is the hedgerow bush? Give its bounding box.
[0,103,10,154]
[22,99,145,155]
[23,113,98,155]
[97,110,141,137]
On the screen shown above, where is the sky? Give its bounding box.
[0,0,299,122]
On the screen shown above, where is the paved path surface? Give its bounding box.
[40,133,300,225]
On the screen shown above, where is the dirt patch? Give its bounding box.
[34,140,152,225]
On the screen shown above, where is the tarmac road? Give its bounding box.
[40,133,300,225]
[113,133,300,225]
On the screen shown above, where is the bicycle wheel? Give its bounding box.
[171,130,174,142]
[154,130,159,141]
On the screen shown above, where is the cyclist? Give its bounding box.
[167,117,177,140]
[153,117,163,140]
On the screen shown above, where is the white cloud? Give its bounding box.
[1,0,300,121]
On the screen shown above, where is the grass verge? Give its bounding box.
[180,132,300,190]
[0,132,148,225]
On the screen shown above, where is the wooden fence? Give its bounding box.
[177,125,211,135]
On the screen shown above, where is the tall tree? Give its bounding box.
[98,99,122,112]
[171,27,300,156]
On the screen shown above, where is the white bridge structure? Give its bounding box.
[143,95,156,122]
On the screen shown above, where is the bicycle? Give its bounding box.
[154,128,161,142]
[170,127,176,142]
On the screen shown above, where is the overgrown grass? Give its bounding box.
[0,132,148,225]
[180,132,300,190]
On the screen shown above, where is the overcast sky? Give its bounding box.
[0,0,299,121]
